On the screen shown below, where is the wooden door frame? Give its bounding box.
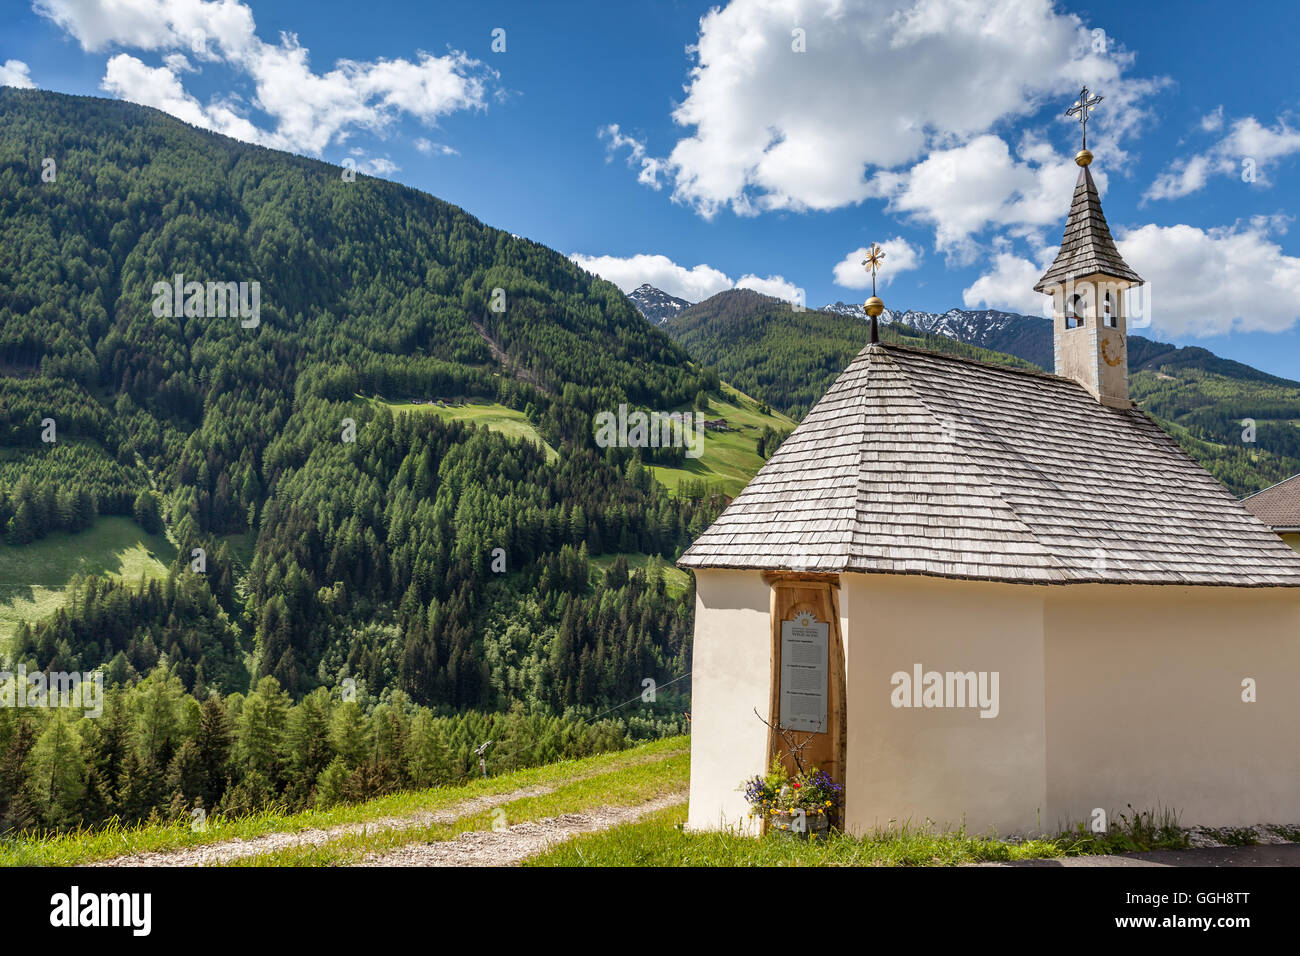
[762,571,847,828]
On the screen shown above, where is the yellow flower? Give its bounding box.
[825,801,832,807]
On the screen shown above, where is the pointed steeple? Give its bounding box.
[1033,161,1142,292]
[1035,88,1144,409]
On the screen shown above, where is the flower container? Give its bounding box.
[770,809,831,841]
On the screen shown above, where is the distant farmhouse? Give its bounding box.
[679,112,1300,838]
[1244,475,1300,553]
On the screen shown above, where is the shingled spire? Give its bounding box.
[1033,163,1142,292]
[1035,87,1143,409]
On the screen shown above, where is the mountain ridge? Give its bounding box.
[662,288,1300,496]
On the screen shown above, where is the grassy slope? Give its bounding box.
[369,397,559,463]
[7,733,1261,867]
[588,552,691,598]
[651,382,797,497]
[0,516,175,647]
[0,736,688,867]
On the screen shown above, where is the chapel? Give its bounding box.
[679,93,1300,836]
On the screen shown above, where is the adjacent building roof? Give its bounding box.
[1242,474,1300,531]
[678,343,1300,586]
[1034,165,1143,292]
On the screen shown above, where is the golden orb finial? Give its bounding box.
[1075,148,1093,167]
[861,242,887,343]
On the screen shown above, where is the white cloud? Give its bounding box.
[1117,220,1300,336]
[1144,154,1212,202]
[36,0,492,156]
[1147,114,1300,201]
[962,251,1052,315]
[963,218,1300,336]
[34,0,257,57]
[869,134,1095,259]
[0,59,35,88]
[614,0,1160,219]
[599,124,664,190]
[833,237,921,288]
[354,156,398,176]
[568,252,801,305]
[1200,105,1224,132]
[734,273,801,302]
[569,253,733,301]
[101,53,263,142]
[415,137,458,156]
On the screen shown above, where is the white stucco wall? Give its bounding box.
[687,569,1300,837]
[841,573,1048,838]
[1043,585,1300,829]
[685,569,772,833]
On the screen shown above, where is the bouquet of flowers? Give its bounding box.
[741,760,843,836]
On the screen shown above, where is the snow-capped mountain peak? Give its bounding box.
[628,284,692,324]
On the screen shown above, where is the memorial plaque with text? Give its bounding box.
[779,616,828,732]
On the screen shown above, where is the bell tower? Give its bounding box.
[1035,87,1143,409]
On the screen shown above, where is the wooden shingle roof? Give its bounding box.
[678,343,1300,586]
[1034,164,1143,292]
[1242,474,1300,531]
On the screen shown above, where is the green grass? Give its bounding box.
[0,736,688,867]
[0,516,175,647]
[525,806,1069,866]
[527,804,1192,867]
[652,383,796,498]
[230,747,688,866]
[371,383,786,495]
[369,397,558,463]
[588,552,691,597]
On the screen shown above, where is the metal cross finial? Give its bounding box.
[1066,85,1103,150]
[861,242,886,297]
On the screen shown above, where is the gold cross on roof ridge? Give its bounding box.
[1066,85,1103,150]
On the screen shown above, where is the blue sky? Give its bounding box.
[3,0,1299,378]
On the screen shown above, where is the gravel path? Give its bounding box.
[95,783,558,867]
[95,747,686,868]
[359,792,688,867]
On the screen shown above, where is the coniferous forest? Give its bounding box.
[0,89,711,830]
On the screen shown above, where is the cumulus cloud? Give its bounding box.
[569,253,733,301]
[1117,219,1300,335]
[610,0,1160,220]
[36,0,493,156]
[869,135,1097,260]
[734,273,802,302]
[1147,114,1300,201]
[833,237,921,288]
[962,251,1054,316]
[101,53,263,141]
[568,252,800,305]
[0,59,35,88]
[963,218,1300,336]
[1200,105,1224,132]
